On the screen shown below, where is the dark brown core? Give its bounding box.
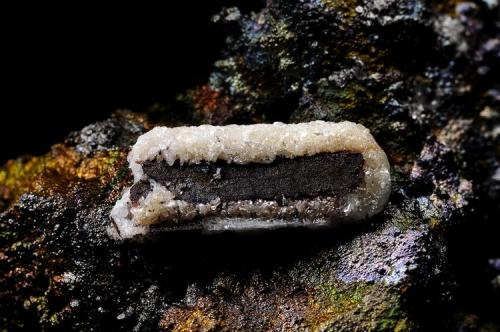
[130,152,364,204]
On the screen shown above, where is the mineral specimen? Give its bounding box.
[1,0,499,330]
[110,121,390,238]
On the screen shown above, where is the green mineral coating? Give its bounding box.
[0,147,126,212]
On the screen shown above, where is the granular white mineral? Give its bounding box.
[110,121,391,239]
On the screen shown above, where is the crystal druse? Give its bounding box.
[110,121,390,238]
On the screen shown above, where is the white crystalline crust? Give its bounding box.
[110,121,391,239]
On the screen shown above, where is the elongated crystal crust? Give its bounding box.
[110,121,391,239]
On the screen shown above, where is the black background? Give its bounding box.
[1,2,263,163]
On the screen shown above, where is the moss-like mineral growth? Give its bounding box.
[0,147,125,208]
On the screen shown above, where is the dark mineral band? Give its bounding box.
[130,152,364,205]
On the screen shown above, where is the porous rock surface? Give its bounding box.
[1,0,499,331]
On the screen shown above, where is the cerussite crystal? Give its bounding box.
[110,121,390,239]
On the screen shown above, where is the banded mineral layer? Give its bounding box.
[110,121,390,239]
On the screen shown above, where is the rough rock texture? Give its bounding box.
[1,1,499,331]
